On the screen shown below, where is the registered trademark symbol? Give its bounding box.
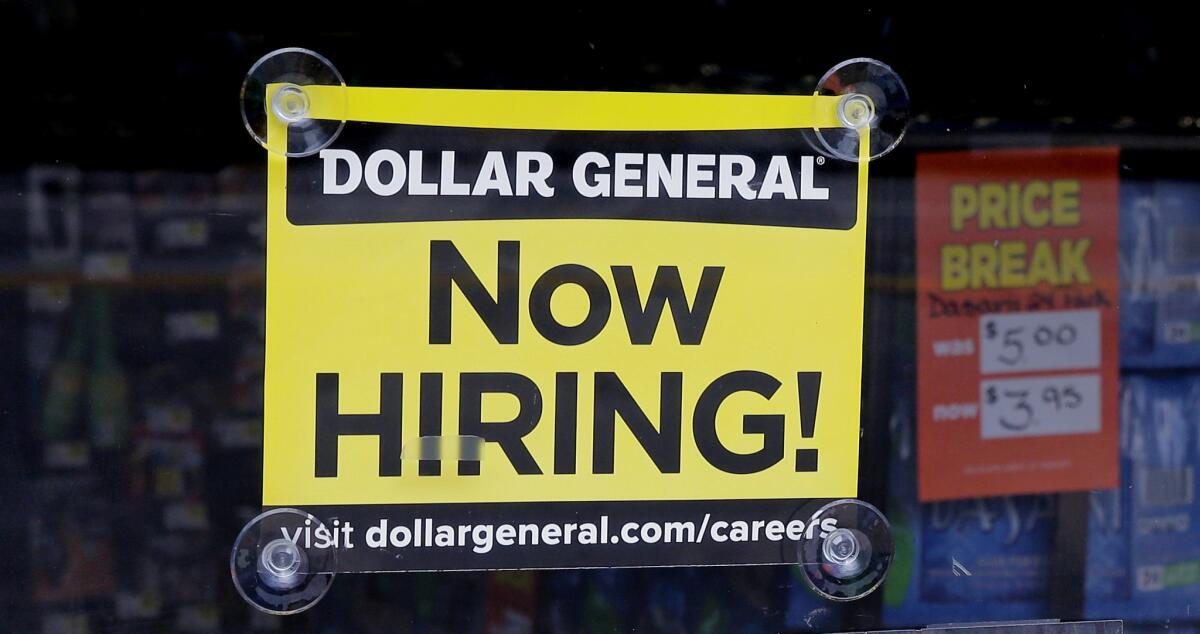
[815,156,825,165]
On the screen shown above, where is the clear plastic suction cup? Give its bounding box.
[240,48,347,157]
[797,499,894,602]
[230,508,337,615]
[809,58,910,162]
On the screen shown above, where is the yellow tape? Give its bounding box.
[300,84,845,131]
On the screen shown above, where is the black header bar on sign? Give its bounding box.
[286,123,858,230]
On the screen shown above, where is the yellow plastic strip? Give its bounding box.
[297,85,844,131]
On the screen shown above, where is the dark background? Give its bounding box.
[4,4,1199,169]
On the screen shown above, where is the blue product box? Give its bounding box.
[1154,183,1200,364]
[1121,180,1200,368]
[1086,373,1200,621]
[883,391,1057,626]
[1120,180,1157,360]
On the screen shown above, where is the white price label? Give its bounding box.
[26,283,71,313]
[43,441,91,469]
[156,218,210,249]
[165,311,220,342]
[164,501,210,531]
[980,373,1101,439]
[41,613,89,634]
[1136,565,1166,592]
[82,252,131,281]
[979,309,1100,374]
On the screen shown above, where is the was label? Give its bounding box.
[263,87,870,571]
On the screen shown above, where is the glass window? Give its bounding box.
[3,6,1198,632]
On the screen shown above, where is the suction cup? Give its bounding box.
[230,508,337,615]
[797,499,894,602]
[809,58,910,162]
[240,48,347,157]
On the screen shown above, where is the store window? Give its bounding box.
[3,5,1198,632]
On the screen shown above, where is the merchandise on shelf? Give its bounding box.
[1085,372,1200,621]
[1121,180,1200,368]
[884,384,1058,625]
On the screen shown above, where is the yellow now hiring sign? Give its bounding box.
[261,86,869,571]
